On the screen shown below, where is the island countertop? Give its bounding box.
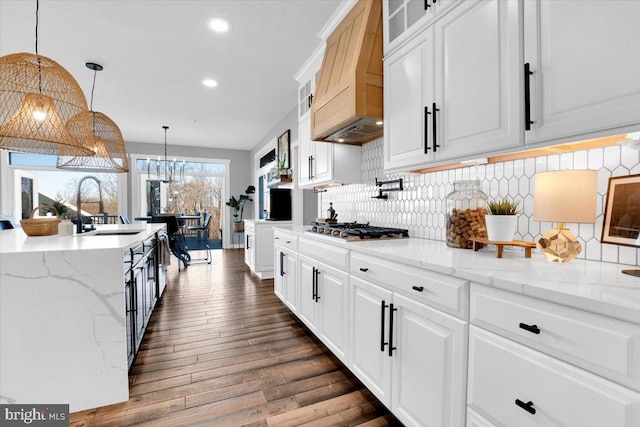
[0,223,166,254]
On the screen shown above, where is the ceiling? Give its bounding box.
[0,0,344,150]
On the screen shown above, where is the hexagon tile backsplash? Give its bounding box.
[321,137,640,266]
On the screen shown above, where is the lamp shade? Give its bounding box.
[57,111,129,172]
[534,170,598,223]
[0,52,93,155]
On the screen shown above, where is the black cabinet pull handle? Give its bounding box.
[359,267,369,272]
[424,106,431,153]
[308,93,313,108]
[314,268,321,301]
[279,252,285,276]
[311,267,317,301]
[424,0,430,10]
[515,399,536,415]
[308,156,312,180]
[432,102,440,152]
[286,240,291,244]
[412,286,424,292]
[246,235,249,249]
[380,300,388,352]
[310,156,314,179]
[388,303,398,356]
[524,63,534,131]
[519,322,541,334]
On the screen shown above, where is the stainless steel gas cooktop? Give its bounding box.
[308,222,409,241]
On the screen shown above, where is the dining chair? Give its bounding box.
[188,213,212,241]
[119,215,130,224]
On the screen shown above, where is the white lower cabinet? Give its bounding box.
[274,245,297,313]
[468,326,640,427]
[350,274,468,427]
[298,252,349,363]
[466,408,496,427]
[468,284,640,427]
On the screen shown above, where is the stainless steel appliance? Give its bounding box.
[308,222,409,241]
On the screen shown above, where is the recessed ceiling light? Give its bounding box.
[208,17,231,33]
[202,79,219,88]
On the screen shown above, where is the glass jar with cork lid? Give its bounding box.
[445,180,488,249]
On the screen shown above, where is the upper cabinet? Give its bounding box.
[524,0,640,145]
[385,0,460,53]
[385,0,523,173]
[296,46,324,121]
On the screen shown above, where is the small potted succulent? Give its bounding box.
[485,198,520,242]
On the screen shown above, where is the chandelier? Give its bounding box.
[57,62,129,172]
[147,126,184,183]
[0,0,93,156]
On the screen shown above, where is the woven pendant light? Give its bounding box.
[0,1,93,156]
[57,63,129,172]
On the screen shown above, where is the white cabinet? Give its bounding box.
[468,284,640,427]
[244,220,292,280]
[384,0,460,52]
[468,326,640,427]
[298,116,362,188]
[384,0,522,173]
[524,0,640,145]
[295,45,323,121]
[349,255,468,427]
[274,233,298,313]
[298,252,349,363]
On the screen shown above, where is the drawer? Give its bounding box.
[274,229,298,252]
[468,326,640,427]
[299,238,348,270]
[351,251,468,319]
[467,408,496,427]
[470,284,640,392]
[244,221,255,234]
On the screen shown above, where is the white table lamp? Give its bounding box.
[534,170,598,263]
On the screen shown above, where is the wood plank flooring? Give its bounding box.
[70,249,402,427]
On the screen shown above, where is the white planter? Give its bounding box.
[485,215,517,242]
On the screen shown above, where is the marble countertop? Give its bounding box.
[0,223,166,254]
[275,226,640,325]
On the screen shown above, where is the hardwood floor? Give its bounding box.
[70,249,402,427]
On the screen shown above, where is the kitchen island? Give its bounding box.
[0,223,166,412]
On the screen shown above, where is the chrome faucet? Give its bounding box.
[76,175,103,234]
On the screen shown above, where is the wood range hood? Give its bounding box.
[311,0,383,145]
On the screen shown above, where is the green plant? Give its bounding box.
[487,198,520,215]
[277,153,287,171]
[226,185,255,221]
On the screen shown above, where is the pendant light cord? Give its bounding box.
[90,69,97,134]
[35,0,42,93]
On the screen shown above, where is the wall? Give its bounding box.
[322,138,640,266]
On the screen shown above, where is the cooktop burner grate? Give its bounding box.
[308,222,409,241]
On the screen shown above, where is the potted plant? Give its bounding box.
[226,185,255,231]
[485,198,520,242]
[277,153,291,179]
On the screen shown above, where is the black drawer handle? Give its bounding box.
[515,399,536,415]
[359,267,369,272]
[286,240,291,244]
[519,323,541,334]
[412,286,424,292]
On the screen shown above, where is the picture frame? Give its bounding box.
[277,129,290,170]
[601,173,640,248]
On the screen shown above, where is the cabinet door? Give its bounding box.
[318,263,349,363]
[134,265,146,349]
[524,0,640,145]
[274,248,286,301]
[310,140,333,185]
[435,0,522,161]
[349,276,393,406]
[124,276,135,368]
[298,117,312,186]
[284,250,298,312]
[391,293,468,427]
[297,254,318,333]
[384,29,435,172]
[244,233,255,270]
